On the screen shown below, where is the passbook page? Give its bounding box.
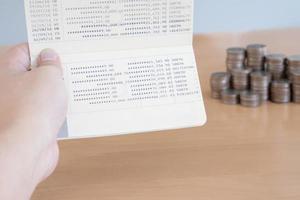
[24,0,207,138]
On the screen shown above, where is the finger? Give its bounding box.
[34,49,63,77]
[0,43,30,74]
[37,49,61,70]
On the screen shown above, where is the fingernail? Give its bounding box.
[39,49,58,62]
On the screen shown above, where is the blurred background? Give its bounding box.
[0,0,300,44]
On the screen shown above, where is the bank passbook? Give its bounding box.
[24,0,207,139]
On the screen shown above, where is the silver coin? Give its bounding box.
[227,47,246,55]
[271,80,291,103]
[247,44,267,54]
[231,68,252,76]
[266,54,286,80]
[226,47,246,71]
[290,68,300,84]
[271,79,291,88]
[251,71,271,81]
[240,91,262,107]
[221,89,240,105]
[231,68,252,90]
[287,55,300,66]
[250,71,271,101]
[291,69,300,103]
[210,72,231,99]
[246,44,267,70]
[266,54,286,63]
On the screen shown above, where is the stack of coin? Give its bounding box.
[231,68,252,90]
[226,47,246,71]
[266,54,286,80]
[271,80,291,103]
[221,90,240,105]
[210,72,231,99]
[240,91,262,107]
[290,69,300,103]
[246,44,267,70]
[250,71,271,101]
[210,43,300,108]
[287,55,300,80]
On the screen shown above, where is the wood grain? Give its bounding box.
[29,28,300,200]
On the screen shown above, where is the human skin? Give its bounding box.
[0,44,67,200]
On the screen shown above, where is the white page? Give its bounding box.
[24,0,206,139]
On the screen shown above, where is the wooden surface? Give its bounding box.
[30,28,300,200]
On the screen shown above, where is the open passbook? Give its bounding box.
[24,0,206,139]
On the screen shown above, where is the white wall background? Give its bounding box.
[194,0,300,33]
[0,0,300,45]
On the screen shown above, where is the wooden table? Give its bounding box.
[31,28,300,200]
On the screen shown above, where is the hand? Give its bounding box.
[0,44,67,200]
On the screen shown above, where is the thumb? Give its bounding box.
[37,49,62,72]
